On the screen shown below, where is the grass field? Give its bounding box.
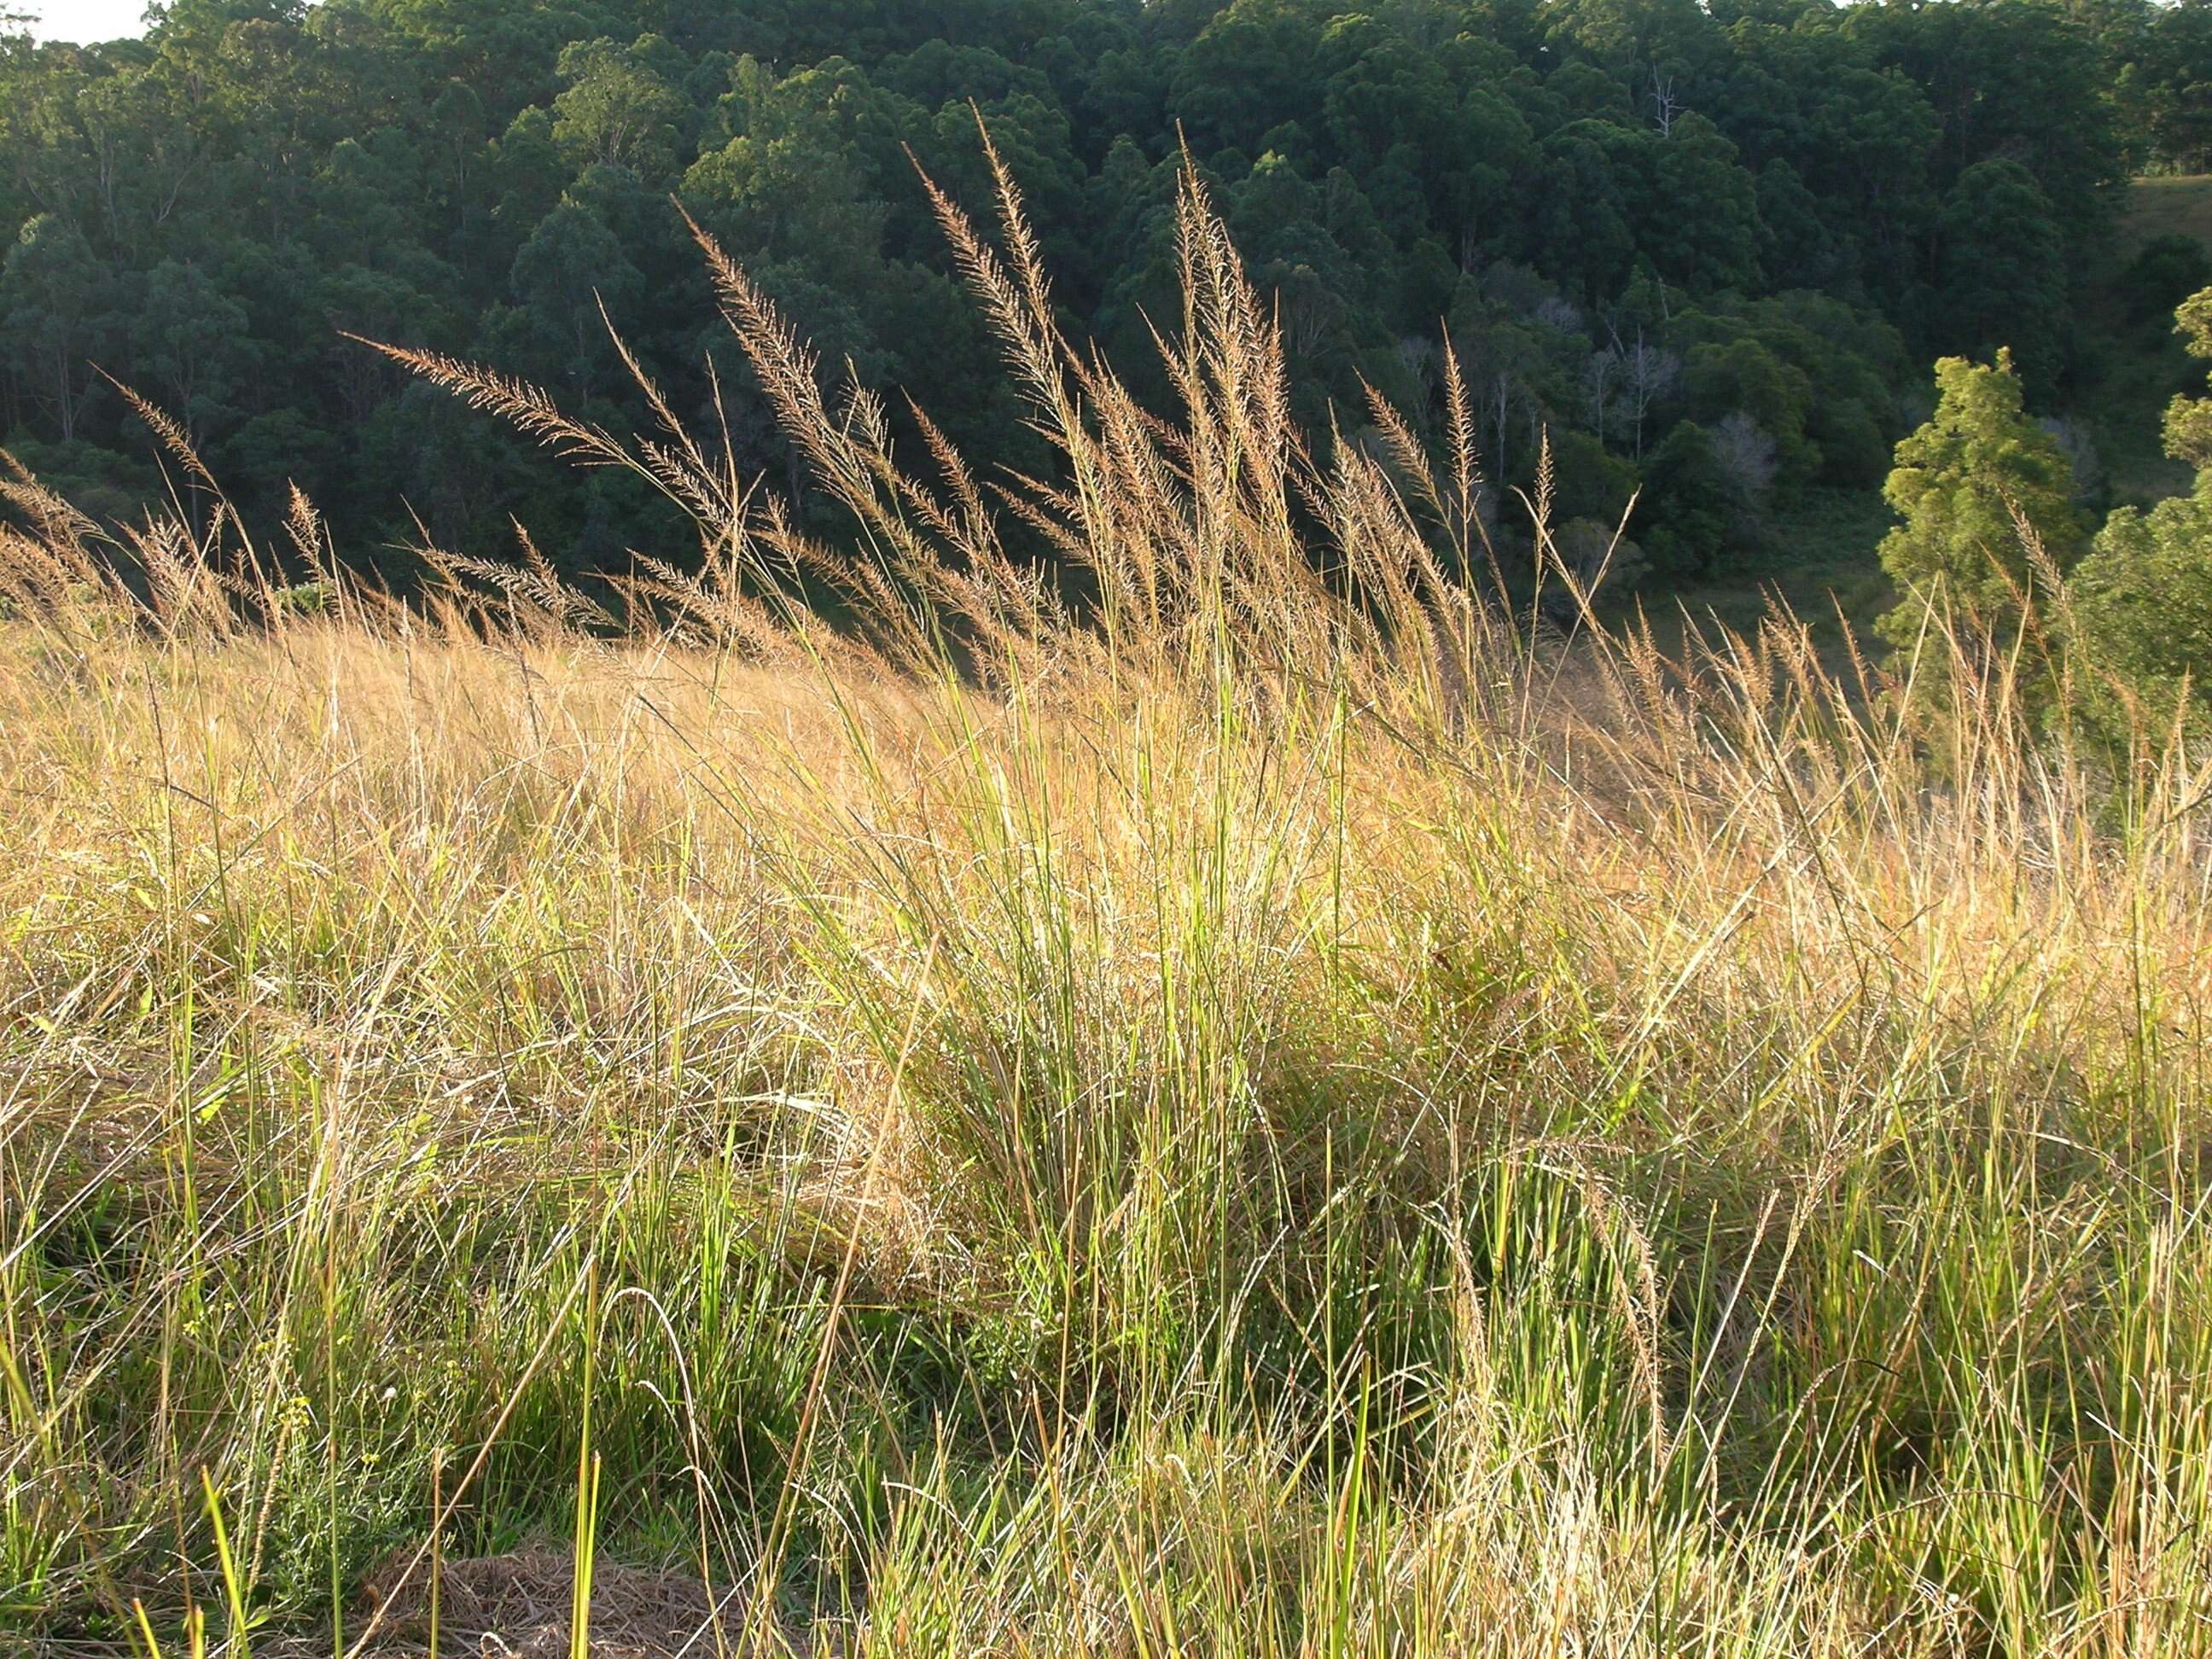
[2125,173,2212,250]
[6,171,2212,1658]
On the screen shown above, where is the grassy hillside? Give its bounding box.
[2124,172,2212,246]
[5,185,2212,1659]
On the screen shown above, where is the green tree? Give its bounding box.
[1848,0,2123,262]
[552,35,690,178]
[131,259,257,444]
[1644,114,1761,295]
[1876,350,2087,652]
[2122,0,2212,172]
[2064,284,2212,741]
[2066,474,2212,741]
[1684,335,1812,479]
[2122,235,2212,328]
[494,201,642,397]
[1169,0,1330,158]
[1936,160,2069,398]
[1639,419,1743,578]
[1534,121,1639,303]
[2161,288,2212,469]
[3,212,112,442]
[681,73,894,302]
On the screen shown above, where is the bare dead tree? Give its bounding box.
[1581,346,1621,446]
[1622,331,1680,462]
[1709,411,1778,503]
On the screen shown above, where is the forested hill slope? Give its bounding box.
[0,0,2189,585]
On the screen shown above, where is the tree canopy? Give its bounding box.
[1877,349,2087,636]
[0,0,2157,581]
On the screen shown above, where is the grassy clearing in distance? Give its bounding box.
[5,155,2212,1657]
[1624,486,1897,670]
[2124,172,2212,251]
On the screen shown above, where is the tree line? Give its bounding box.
[0,0,2201,584]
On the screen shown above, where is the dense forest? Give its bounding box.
[3,0,2209,586]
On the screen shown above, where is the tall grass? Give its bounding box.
[4,148,2212,1656]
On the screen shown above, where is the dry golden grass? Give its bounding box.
[5,148,2212,1657]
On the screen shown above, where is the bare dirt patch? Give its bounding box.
[256,1547,796,1659]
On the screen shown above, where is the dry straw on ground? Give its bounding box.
[265,1550,750,1659]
